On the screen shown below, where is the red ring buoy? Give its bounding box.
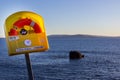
[9,18,42,36]
[14,18,42,33]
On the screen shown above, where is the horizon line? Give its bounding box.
[1,33,120,38]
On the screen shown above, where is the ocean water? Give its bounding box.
[1,36,120,80]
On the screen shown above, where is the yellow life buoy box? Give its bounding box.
[4,11,49,56]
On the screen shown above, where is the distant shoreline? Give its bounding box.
[48,34,120,38]
[1,34,120,39]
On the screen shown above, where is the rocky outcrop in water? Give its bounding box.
[69,50,84,59]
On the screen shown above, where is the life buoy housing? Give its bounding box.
[9,18,42,36]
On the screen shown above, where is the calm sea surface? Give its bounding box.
[1,36,120,80]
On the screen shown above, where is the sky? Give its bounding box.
[0,0,120,37]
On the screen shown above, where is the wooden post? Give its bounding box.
[25,53,34,80]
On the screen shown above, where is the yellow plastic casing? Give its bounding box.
[4,11,49,56]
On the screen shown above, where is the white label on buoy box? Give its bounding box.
[9,36,19,41]
[16,46,44,52]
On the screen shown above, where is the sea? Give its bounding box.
[1,35,120,80]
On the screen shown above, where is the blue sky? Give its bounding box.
[0,0,120,37]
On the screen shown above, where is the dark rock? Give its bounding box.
[69,50,84,59]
